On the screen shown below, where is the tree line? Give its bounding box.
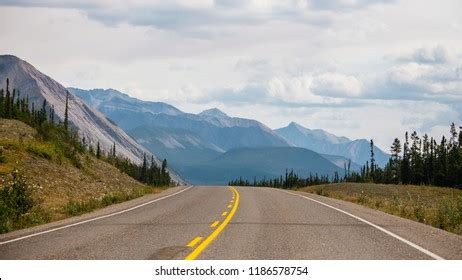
[347,124,462,188]
[0,78,171,187]
[230,124,462,189]
[229,169,330,189]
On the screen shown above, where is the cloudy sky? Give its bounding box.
[1,0,461,150]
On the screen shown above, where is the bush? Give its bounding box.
[0,170,36,233]
[436,197,462,232]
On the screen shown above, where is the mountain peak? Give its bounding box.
[287,121,306,130]
[199,108,229,118]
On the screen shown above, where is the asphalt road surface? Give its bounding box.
[1,186,461,259]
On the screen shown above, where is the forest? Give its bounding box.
[230,124,462,189]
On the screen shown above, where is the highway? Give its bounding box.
[1,186,461,259]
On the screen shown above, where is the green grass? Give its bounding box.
[63,187,157,217]
[26,142,58,160]
[300,183,462,235]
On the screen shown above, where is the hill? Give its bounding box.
[0,55,182,184]
[0,119,163,233]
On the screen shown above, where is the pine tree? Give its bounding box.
[141,154,147,182]
[401,132,411,184]
[64,90,69,132]
[410,131,423,184]
[390,138,401,184]
[370,139,375,181]
[112,142,116,158]
[96,141,101,159]
[447,123,460,186]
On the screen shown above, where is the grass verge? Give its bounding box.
[64,186,163,216]
[300,183,462,235]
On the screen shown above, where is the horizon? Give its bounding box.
[1,1,461,150]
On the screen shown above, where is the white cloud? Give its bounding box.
[311,72,363,97]
[1,0,461,150]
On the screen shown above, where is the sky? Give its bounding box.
[0,0,461,150]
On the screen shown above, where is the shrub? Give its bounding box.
[0,170,36,233]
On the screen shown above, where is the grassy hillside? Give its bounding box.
[300,183,462,234]
[0,119,163,233]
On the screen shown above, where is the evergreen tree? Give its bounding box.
[410,131,423,184]
[370,139,375,180]
[112,142,116,158]
[141,154,147,181]
[64,90,69,132]
[96,141,101,159]
[401,132,411,184]
[390,138,401,184]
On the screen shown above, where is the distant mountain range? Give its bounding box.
[70,88,290,169]
[71,88,390,184]
[175,147,344,185]
[0,55,183,183]
[275,122,390,167]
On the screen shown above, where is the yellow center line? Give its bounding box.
[185,187,240,260]
[187,236,203,248]
[227,204,232,208]
[210,221,220,228]
[221,211,228,216]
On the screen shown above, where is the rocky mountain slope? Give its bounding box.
[0,55,183,183]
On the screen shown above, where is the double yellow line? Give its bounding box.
[185,186,240,260]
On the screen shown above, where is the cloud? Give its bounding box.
[172,45,461,108]
[311,72,363,97]
[398,45,451,64]
[308,0,394,10]
[0,0,394,34]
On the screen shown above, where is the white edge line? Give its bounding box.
[0,186,194,246]
[277,189,444,260]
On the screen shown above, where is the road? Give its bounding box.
[1,186,461,259]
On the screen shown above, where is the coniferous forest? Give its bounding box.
[0,79,171,187]
[230,124,462,189]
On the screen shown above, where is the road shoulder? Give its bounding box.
[279,188,462,260]
[0,186,191,244]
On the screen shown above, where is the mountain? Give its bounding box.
[198,108,229,118]
[68,88,182,130]
[70,88,288,149]
[177,147,344,185]
[275,122,389,167]
[70,88,290,174]
[129,125,223,168]
[320,154,362,171]
[0,55,183,183]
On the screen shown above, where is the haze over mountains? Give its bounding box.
[0,55,183,183]
[71,87,390,184]
[275,122,390,167]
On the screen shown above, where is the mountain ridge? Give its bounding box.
[0,55,183,183]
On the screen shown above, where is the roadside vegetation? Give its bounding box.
[230,123,462,234]
[301,183,462,235]
[0,79,172,233]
